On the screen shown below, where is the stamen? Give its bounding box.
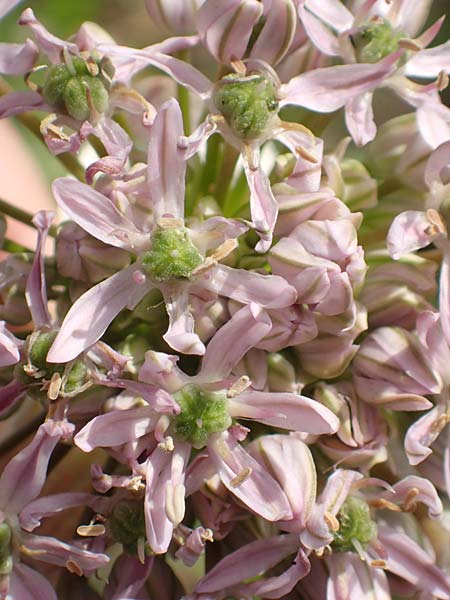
[370,559,388,569]
[230,59,247,76]
[66,559,83,576]
[210,239,238,262]
[227,376,251,398]
[437,70,449,91]
[351,538,366,561]
[157,436,175,452]
[76,524,106,537]
[137,537,146,564]
[324,511,340,532]
[367,498,402,512]
[48,372,62,400]
[398,38,422,51]
[402,487,419,512]
[230,467,252,487]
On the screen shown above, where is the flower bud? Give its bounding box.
[145,0,204,35]
[42,53,113,122]
[57,222,131,283]
[267,352,298,393]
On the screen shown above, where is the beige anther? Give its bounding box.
[48,372,62,400]
[227,376,251,398]
[324,511,340,532]
[371,559,388,568]
[230,467,252,488]
[368,498,402,512]
[77,524,106,537]
[398,38,422,51]
[402,487,420,512]
[66,559,83,576]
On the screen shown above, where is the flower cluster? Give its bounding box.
[0,0,450,598]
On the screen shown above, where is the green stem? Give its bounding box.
[214,144,239,206]
[0,77,85,181]
[0,198,58,237]
[201,134,222,196]
[3,238,33,253]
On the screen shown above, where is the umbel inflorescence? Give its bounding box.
[0,0,450,598]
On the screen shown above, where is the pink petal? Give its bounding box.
[47,265,151,363]
[0,0,24,19]
[74,405,158,452]
[19,8,78,62]
[326,553,390,600]
[275,130,323,193]
[0,321,22,367]
[162,289,205,355]
[195,534,299,594]
[208,431,293,522]
[345,92,376,146]
[0,421,74,515]
[20,493,109,532]
[249,0,297,66]
[86,118,133,184]
[406,39,450,79]
[200,263,297,308]
[198,303,271,382]
[387,210,444,259]
[0,90,46,118]
[438,245,450,349]
[243,155,278,253]
[303,0,354,33]
[298,3,342,56]
[279,51,402,112]
[147,98,186,220]
[97,377,180,414]
[10,564,57,600]
[197,0,262,65]
[23,534,109,574]
[0,380,26,417]
[104,555,154,600]
[229,390,339,434]
[0,39,38,75]
[52,178,144,252]
[404,405,446,466]
[378,526,450,599]
[25,211,55,328]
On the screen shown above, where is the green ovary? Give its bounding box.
[108,500,146,554]
[142,227,203,283]
[42,56,110,121]
[332,496,377,553]
[172,384,232,449]
[213,73,279,140]
[354,19,404,64]
[0,522,13,576]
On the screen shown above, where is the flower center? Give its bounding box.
[142,226,203,283]
[331,496,377,553]
[172,384,232,449]
[213,72,279,141]
[42,54,113,121]
[353,19,404,64]
[108,500,146,554]
[0,522,13,576]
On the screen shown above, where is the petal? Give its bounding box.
[86,118,133,184]
[404,406,446,466]
[162,289,205,356]
[382,475,443,518]
[200,263,297,308]
[19,492,109,532]
[23,534,109,574]
[279,51,402,112]
[9,564,57,600]
[198,303,271,382]
[345,92,376,147]
[326,553,390,600]
[229,390,339,434]
[0,90,46,118]
[386,210,444,259]
[243,155,278,253]
[378,526,450,599]
[98,377,180,414]
[406,39,450,79]
[0,39,38,75]
[195,534,300,594]
[303,0,354,33]
[74,405,158,452]
[147,98,186,220]
[104,554,154,600]
[52,178,144,252]
[298,3,342,56]
[0,421,73,514]
[208,431,293,522]
[249,0,297,66]
[0,380,26,417]
[275,130,323,193]
[0,321,22,367]
[47,266,151,363]
[25,211,55,328]
[18,8,78,62]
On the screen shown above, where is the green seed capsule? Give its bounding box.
[0,522,13,576]
[172,384,232,449]
[108,500,146,554]
[353,19,404,64]
[332,496,377,553]
[142,227,203,283]
[213,72,279,141]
